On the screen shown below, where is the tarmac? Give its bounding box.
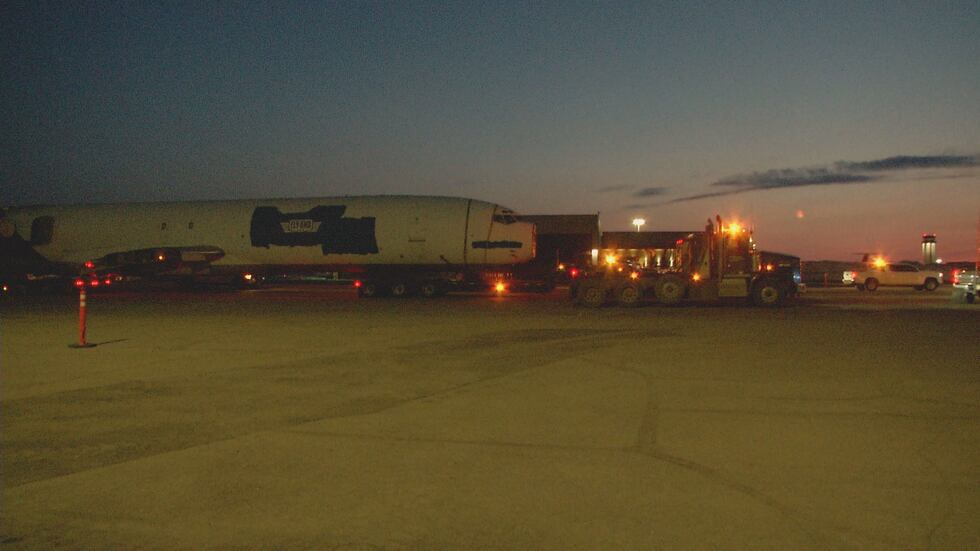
[2,286,978,549]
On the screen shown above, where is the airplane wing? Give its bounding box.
[87,246,226,277]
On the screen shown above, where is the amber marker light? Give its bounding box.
[692,273,702,282]
[604,254,618,266]
[872,257,887,269]
[629,271,639,280]
[494,281,506,293]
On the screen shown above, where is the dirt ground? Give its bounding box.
[2,286,978,550]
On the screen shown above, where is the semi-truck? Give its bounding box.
[570,217,801,307]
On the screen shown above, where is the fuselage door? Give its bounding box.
[407,211,429,262]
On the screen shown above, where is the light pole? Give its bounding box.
[632,218,645,232]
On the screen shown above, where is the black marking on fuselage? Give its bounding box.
[472,240,523,249]
[250,206,379,255]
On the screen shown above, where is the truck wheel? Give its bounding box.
[864,278,879,292]
[923,278,939,291]
[616,283,643,307]
[655,275,686,305]
[576,282,608,308]
[752,280,785,307]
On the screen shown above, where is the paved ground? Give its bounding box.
[1,286,978,550]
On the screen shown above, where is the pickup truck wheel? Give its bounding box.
[655,275,686,305]
[752,279,785,307]
[864,278,879,292]
[616,283,643,307]
[923,278,939,291]
[576,282,608,308]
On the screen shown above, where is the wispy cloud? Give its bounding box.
[663,153,978,204]
[633,186,668,197]
[838,155,978,172]
[595,184,633,193]
[713,169,872,190]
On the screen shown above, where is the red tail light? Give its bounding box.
[89,279,100,287]
[84,261,95,269]
[103,278,112,286]
[74,278,85,288]
[570,268,580,278]
[353,280,362,288]
[953,269,960,284]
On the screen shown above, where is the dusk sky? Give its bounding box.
[2,1,978,260]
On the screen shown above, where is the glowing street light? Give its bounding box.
[632,218,645,232]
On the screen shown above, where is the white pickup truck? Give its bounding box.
[843,263,943,291]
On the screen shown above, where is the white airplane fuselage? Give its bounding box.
[2,196,535,277]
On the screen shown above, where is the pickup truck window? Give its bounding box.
[890,264,917,272]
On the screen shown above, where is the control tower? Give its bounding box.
[922,234,937,264]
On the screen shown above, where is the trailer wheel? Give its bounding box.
[655,275,686,305]
[358,281,382,298]
[390,281,413,297]
[576,282,608,308]
[616,283,643,307]
[419,281,442,298]
[752,279,785,307]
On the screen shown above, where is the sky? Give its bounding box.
[2,1,978,260]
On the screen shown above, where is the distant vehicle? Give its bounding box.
[1,196,536,297]
[843,262,943,291]
[951,269,978,303]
